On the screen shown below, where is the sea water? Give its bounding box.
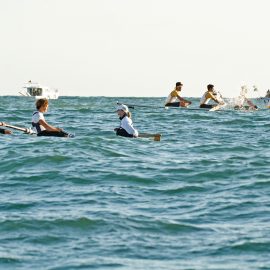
[0,96,270,270]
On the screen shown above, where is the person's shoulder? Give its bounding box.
[122,116,132,123]
[32,111,44,119]
[122,115,130,121]
[33,110,42,114]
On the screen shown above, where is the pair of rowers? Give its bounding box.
[32,100,148,139]
[165,82,257,110]
[31,98,139,138]
[33,99,156,140]
[1,98,139,139]
[165,82,224,109]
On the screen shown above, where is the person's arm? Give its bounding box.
[4,129,12,134]
[176,94,185,102]
[0,122,12,134]
[133,129,139,137]
[0,128,12,134]
[38,119,61,132]
[209,92,220,104]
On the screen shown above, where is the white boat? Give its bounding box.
[19,81,59,99]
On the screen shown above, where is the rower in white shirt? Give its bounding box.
[114,104,138,138]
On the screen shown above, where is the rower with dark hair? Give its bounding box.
[0,122,12,135]
[165,82,192,107]
[200,84,225,109]
[32,99,69,137]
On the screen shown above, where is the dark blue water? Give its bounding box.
[0,96,270,270]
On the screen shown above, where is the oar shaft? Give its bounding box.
[5,124,34,134]
[5,124,26,132]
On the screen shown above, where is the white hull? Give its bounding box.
[19,93,59,99]
[19,82,59,99]
[33,94,59,100]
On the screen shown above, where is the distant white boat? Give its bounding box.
[19,81,59,99]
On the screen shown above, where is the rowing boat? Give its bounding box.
[117,102,212,111]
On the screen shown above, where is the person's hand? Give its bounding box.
[58,128,63,132]
[0,122,6,126]
[4,129,12,135]
[180,101,188,107]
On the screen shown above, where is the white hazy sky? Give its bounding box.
[0,0,270,97]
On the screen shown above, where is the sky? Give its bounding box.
[0,0,270,97]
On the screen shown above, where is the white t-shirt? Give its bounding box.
[121,116,138,137]
[32,111,46,133]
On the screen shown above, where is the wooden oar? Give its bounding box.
[4,124,35,135]
[139,133,162,141]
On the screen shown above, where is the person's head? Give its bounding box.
[207,84,214,92]
[116,104,131,118]
[36,98,49,112]
[175,82,183,91]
